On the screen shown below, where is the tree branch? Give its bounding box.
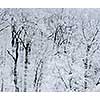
[7,50,15,61]
[91,27,99,43]
[55,65,68,89]
[18,37,26,49]
[0,25,9,32]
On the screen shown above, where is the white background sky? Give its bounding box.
[0,0,99,100]
[0,0,100,8]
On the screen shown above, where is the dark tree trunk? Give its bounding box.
[1,78,4,92]
[14,38,19,92]
[84,44,90,90]
[69,78,72,90]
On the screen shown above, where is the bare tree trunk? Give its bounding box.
[24,43,29,92]
[7,38,19,92]
[14,63,19,92]
[14,38,19,92]
[1,78,4,92]
[83,44,90,90]
[33,59,44,92]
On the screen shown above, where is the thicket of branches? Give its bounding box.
[0,8,100,92]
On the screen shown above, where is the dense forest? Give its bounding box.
[0,8,100,92]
